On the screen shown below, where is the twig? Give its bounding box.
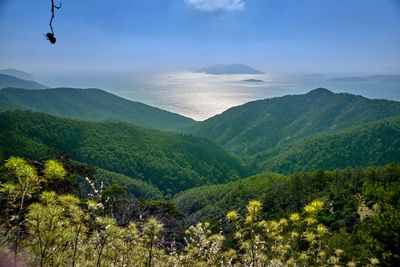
[49,0,62,35]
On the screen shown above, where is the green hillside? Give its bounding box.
[174,163,400,230]
[0,110,247,196]
[0,74,48,89]
[188,88,400,155]
[0,87,195,132]
[172,162,400,265]
[253,116,400,174]
[89,167,163,200]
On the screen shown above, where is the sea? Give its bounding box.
[43,71,400,121]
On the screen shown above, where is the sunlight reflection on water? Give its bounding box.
[110,72,400,121]
[116,72,302,121]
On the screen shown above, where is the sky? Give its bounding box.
[0,0,399,77]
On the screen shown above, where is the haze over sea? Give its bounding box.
[39,71,400,121]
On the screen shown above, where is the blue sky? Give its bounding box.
[0,0,399,75]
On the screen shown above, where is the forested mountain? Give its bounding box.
[174,162,400,232]
[252,116,400,174]
[0,87,195,132]
[0,74,47,89]
[0,110,247,196]
[0,95,399,266]
[188,88,400,155]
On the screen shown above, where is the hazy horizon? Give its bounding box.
[1,0,399,120]
[2,68,398,121]
[1,0,399,74]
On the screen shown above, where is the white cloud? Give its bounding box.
[185,0,245,12]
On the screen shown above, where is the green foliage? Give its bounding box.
[354,203,400,265]
[0,110,247,195]
[253,116,400,174]
[102,183,127,199]
[174,163,400,265]
[1,157,42,227]
[26,192,87,267]
[174,172,286,224]
[143,218,164,267]
[1,87,400,266]
[225,199,355,266]
[181,222,227,265]
[89,167,163,200]
[43,159,66,180]
[0,157,398,266]
[139,199,184,219]
[188,89,400,170]
[0,87,195,132]
[0,157,74,266]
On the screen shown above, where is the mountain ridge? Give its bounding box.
[0,69,34,81]
[0,74,48,90]
[187,88,400,155]
[0,87,195,132]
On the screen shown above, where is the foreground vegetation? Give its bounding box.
[1,157,399,266]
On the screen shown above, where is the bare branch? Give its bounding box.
[46,0,62,44]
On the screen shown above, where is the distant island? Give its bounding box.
[242,79,264,83]
[193,64,264,75]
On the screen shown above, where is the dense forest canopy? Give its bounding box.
[0,87,194,132]
[252,116,400,174]
[0,110,247,196]
[189,88,400,156]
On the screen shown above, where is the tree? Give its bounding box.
[0,157,42,266]
[143,218,163,267]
